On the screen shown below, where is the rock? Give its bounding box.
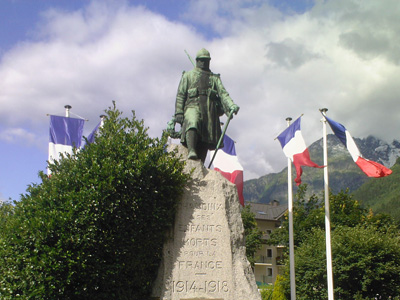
[151,144,261,300]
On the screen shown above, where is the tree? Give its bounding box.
[268,184,396,248]
[267,185,400,299]
[260,284,273,300]
[0,200,13,229]
[271,275,287,300]
[0,104,189,300]
[267,185,323,248]
[241,204,263,266]
[295,225,400,299]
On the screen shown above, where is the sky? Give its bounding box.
[1,0,400,202]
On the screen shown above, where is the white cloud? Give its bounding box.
[0,1,205,136]
[1,0,400,184]
[0,127,37,145]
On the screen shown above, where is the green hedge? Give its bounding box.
[0,105,189,300]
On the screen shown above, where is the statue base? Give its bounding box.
[151,145,261,300]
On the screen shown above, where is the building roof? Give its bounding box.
[247,201,288,221]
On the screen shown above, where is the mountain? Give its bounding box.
[244,134,400,204]
[353,157,400,222]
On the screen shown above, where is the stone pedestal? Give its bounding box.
[151,145,261,300]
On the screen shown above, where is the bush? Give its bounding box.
[260,284,273,300]
[0,104,189,299]
[272,275,287,300]
[295,226,400,299]
[241,204,263,266]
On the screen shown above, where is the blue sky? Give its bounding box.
[1,0,400,201]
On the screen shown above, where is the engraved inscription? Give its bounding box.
[171,196,232,298]
[180,299,224,300]
[194,213,214,220]
[179,224,222,233]
[177,260,222,270]
[182,250,216,257]
[182,202,223,211]
[184,238,217,247]
[172,280,229,293]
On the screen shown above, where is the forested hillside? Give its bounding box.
[244,135,399,205]
[353,157,400,222]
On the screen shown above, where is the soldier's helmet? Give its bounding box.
[196,48,211,60]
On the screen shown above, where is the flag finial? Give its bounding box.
[64,105,72,118]
[320,108,328,115]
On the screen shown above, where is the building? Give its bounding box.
[248,201,287,286]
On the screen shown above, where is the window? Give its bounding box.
[267,249,273,258]
[267,268,273,277]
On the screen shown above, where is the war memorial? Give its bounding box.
[151,48,261,299]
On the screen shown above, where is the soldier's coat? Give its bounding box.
[175,67,235,149]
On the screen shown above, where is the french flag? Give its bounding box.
[277,117,323,185]
[48,115,85,174]
[325,116,392,178]
[86,120,102,144]
[210,135,244,206]
[82,119,102,148]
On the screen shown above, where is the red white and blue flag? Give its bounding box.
[86,120,102,144]
[325,116,392,178]
[211,135,244,206]
[82,119,102,148]
[277,117,323,185]
[48,115,85,173]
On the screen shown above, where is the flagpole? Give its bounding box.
[286,117,296,300]
[100,115,106,127]
[320,108,334,300]
[65,105,71,118]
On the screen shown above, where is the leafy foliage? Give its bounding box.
[268,185,400,299]
[268,185,396,248]
[260,284,273,300]
[0,104,189,300]
[295,225,400,300]
[241,204,263,266]
[259,275,287,300]
[0,201,14,228]
[271,275,287,300]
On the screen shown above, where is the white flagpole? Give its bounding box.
[65,105,71,118]
[286,117,297,300]
[320,108,334,300]
[100,114,106,127]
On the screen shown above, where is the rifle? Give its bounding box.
[185,50,195,67]
[208,110,234,168]
[167,50,194,139]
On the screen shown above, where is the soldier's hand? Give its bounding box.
[175,113,184,124]
[230,104,240,115]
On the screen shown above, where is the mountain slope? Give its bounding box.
[353,157,400,222]
[244,135,399,204]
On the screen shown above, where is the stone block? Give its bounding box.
[152,144,261,300]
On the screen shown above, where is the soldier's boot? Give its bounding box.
[186,129,198,160]
[197,143,208,164]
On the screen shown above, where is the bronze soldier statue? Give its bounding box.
[174,48,240,163]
